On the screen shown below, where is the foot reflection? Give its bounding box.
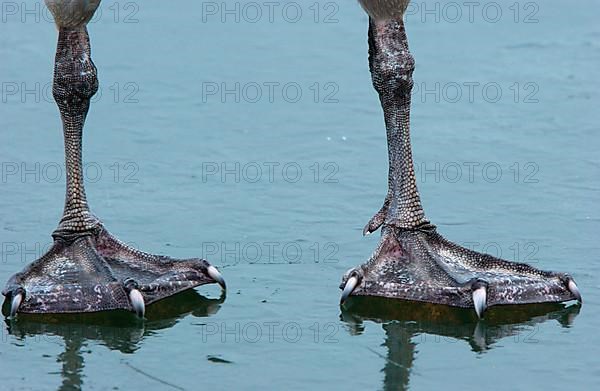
[4,290,223,390]
[341,297,580,390]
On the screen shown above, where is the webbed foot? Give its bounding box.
[341,227,581,318]
[3,1,225,318]
[341,7,582,315]
[3,224,225,317]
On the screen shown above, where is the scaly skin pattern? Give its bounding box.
[51,27,101,237]
[342,227,576,308]
[2,2,224,315]
[3,225,217,314]
[363,18,430,234]
[342,5,580,313]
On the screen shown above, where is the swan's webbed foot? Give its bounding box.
[341,226,581,317]
[3,224,225,317]
[343,10,581,316]
[2,4,225,317]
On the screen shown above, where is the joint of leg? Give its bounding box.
[123,278,141,292]
[466,278,489,291]
[52,217,102,244]
[52,69,99,106]
[371,50,415,97]
[51,228,96,244]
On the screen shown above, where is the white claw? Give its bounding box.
[10,292,23,318]
[568,279,582,303]
[340,276,359,305]
[472,286,487,319]
[207,265,226,290]
[129,289,145,318]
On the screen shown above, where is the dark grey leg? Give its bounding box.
[2,1,225,318]
[341,7,581,317]
[364,18,430,235]
[51,26,101,239]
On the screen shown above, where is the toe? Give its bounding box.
[9,288,25,318]
[566,278,582,303]
[124,279,145,318]
[340,269,363,305]
[128,289,145,318]
[471,282,488,319]
[363,212,386,236]
[206,265,226,291]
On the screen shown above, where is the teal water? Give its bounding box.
[1,1,599,389]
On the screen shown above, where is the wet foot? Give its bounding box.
[341,226,581,317]
[341,5,581,317]
[3,223,225,317]
[3,1,225,318]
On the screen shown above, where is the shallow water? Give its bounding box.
[1,0,599,390]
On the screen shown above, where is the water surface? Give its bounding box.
[1,1,599,389]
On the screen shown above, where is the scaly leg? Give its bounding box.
[2,0,225,318]
[341,3,581,318]
[363,17,430,235]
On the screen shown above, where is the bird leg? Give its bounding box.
[363,17,430,235]
[341,14,581,317]
[2,2,225,318]
[51,26,100,239]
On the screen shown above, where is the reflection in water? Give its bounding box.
[341,297,580,391]
[3,290,224,390]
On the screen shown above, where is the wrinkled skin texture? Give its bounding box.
[341,227,577,309]
[3,225,218,314]
[340,8,580,314]
[2,2,224,316]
